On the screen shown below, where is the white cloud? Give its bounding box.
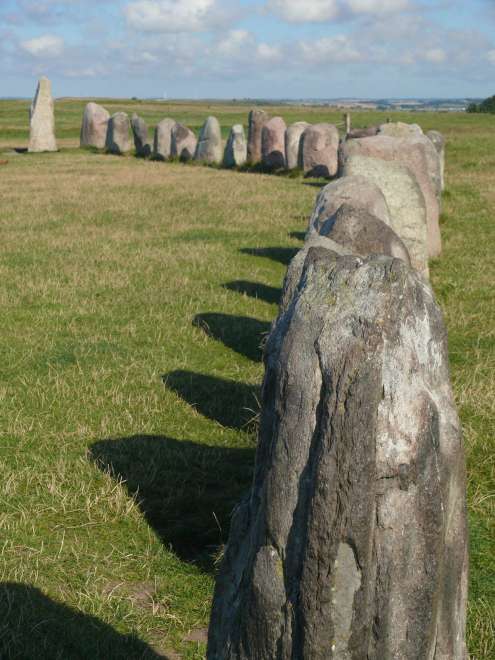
[422,47,447,64]
[124,0,226,32]
[20,34,64,57]
[299,34,361,63]
[347,0,409,13]
[216,29,252,57]
[487,49,495,65]
[256,42,282,61]
[267,0,340,23]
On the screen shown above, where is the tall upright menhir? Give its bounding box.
[28,77,58,153]
[208,247,468,660]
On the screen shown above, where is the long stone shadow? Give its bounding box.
[288,231,306,242]
[163,370,260,430]
[240,246,298,266]
[222,280,281,305]
[89,435,254,569]
[193,313,271,362]
[0,582,164,660]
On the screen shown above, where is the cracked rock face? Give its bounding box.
[208,249,468,660]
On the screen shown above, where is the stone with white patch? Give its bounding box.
[223,124,247,168]
[285,121,310,170]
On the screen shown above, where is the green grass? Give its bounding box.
[0,100,494,659]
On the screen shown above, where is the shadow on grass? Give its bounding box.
[89,435,254,569]
[239,247,298,266]
[0,583,164,660]
[163,370,260,430]
[222,280,281,305]
[193,313,271,362]
[288,231,305,242]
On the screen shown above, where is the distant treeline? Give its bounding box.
[466,94,495,113]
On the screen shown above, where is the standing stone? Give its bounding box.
[285,122,309,170]
[247,109,269,164]
[28,77,57,153]
[208,247,468,660]
[152,118,175,160]
[320,203,411,266]
[300,123,339,178]
[261,117,287,170]
[378,121,423,137]
[223,124,247,168]
[131,113,151,157]
[427,130,446,191]
[308,175,392,236]
[340,135,441,258]
[194,116,223,164]
[343,154,429,278]
[105,112,131,155]
[80,102,110,149]
[171,123,197,162]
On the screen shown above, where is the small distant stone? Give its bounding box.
[131,113,151,157]
[224,124,247,168]
[80,102,110,149]
[28,76,58,153]
[105,112,131,155]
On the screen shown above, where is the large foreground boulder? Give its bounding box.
[308,175,392,235]
[247,109,269,164]
[340,135,442,257]
[28,77,57,153]
[285,122,309,170]
[343,154,429,278]
[321,203,411,266]
[171,123,197,161]
[153,118,175,160]
[208,248,468,660]
[131,113,151,157]
[195,116,223,164]
[262,117,287,170]
[105,112,131,155]
[224,124,247,168]
[300,123,339,177]
[80,102,109,149]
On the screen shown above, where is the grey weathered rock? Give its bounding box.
[378,121,423,137]
[152,118,175,160]
[262,117,287,170]
[28,77,57,153]
[131,113,151,158]
[308,175,392,235]
[171,123,197,162]
[80,102,109,149]
[279,235,351,314]
[105,112,131,155]
[223,124,247,168]
[346,126,379,139]
[320,203,411,266]
[343,154,429,278]
[300,123,339,177]
[208,247,468,660]
[195,116,223,164]
[285,122,309,170]
[247,109,269,164]
[340,135,441,258]
[427,130,446,191]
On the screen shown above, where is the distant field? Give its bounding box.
[0,100,493,658]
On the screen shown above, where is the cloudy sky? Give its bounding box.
[1,0,494,99]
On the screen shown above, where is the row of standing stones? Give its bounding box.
[27,78,467,659]
[205,126,467,657]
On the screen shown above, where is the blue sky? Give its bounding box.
[1,0,494,99]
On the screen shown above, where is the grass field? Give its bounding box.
[0,99,493,659]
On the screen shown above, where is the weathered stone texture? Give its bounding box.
[300,123,339,178]
[308,175,391,236]
[427,129,446,191]
[378,121,423,138]
[247,109,269,164]
[105,112,131,155]
[195,116,223,164]
[80,102,109,149]
[285,122,309,170]
[171,123,197,161]
[131,113,151,157]
[346,126,379,139]
[224,124,247,168]
[340,135,442,258]
[208,248,468,660]
[28,77,57,153]
[262,117,287,170]
[342,154,429,278]
[152,118,176,160]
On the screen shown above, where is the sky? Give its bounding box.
[1,0,494,99]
